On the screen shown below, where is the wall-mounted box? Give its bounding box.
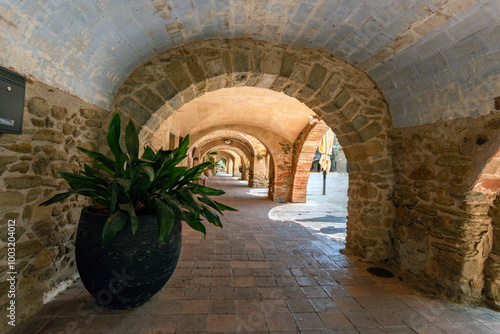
[0,67,26,135]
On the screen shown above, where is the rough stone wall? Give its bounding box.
[147,112,181,151]
[393,112,500,303]
[485,197,500,308]
[0,79,106,327]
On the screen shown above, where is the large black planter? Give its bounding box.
[75,206,182,309]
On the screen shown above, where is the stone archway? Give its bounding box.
[112,38,394,262]
[188,124,293,200]
[290,120,331,203]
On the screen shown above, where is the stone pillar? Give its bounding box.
[485,197,500,308]
[252,154,268,188]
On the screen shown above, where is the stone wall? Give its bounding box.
[0,79,106,327]
[392,112,500,303]
[485,197,500,309]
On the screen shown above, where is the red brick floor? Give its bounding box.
[10,174,500,333]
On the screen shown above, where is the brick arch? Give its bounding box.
[473,150,500,198]
[196,138,255,159]
[291,120,331,203]
[112,38,394,262]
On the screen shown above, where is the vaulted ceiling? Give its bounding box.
[1,0,498,127]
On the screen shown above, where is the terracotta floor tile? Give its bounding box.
[343,310,381,329]
[265,311,297,331]
[285,298,315,313]
[11,175,500,334]
[234,276,255,287]
[292,312,327,330]
[319,311,355,330]
[179,300,209,314]
[309,297,339,312]
[209,286,234,300]
[175,314,207,333]
[207,314,238,332]
[209,299,236,314]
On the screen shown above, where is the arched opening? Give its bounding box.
[112,38,394,262]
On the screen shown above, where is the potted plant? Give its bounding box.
[40,113,235,309]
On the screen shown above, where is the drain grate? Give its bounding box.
[367,267,394,278]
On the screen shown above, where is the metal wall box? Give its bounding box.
[0,66,26,135]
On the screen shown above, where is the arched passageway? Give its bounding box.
[14,172,500,333]
[113,38,394,262]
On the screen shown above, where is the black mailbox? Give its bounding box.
[0,67,26,135]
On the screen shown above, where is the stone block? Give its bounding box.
[52,162,79,176]
[351,114,369,131]
[359,184,378,199]
[187,56,206,83]
[306,64,327,91]
[16,240,45,259]
[364,140,383,157]
[4,176,42,189]
[235,52,249,72]
[118,97,152,126]
[436,155,472,167]
[409,166,435,180]
[33,248,59,271]
[79,109,101,119]
[31,118,45,127]
[28,97,49,117]
[459,202,490,214]
[0,191,23,214]
[358,122,382,142]
[32,218,56,237]
[51,106,67,120]
[29,204,53,224]
[9,162,29,174]
[164,60,192,91]
[27,188,43,203]
[134,87,164,112]
[204,59,225,78]
[280,52,296,78]
[2,143,32,153]
[32,129,64,143]
[331,89,351,109]
[62,123,76,135]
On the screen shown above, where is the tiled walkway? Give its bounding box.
[12,175,500,333]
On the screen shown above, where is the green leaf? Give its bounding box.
[142,146,155,160]
[102,210,128,246]
[107,113,127,174]
[173,135,190,157]
[201,206,223,227]
[92,163,116,177]
[110,181,118,214]
[155,198,175,244]
[125,119,139,159]
[39,191,74,206]
[118,202,139,234]
[115,178,131,192]
[198,196,223,214]
[214,201,238,212]
[183,213,206,235]
[137,165,155,182]
[190,183,225,196]
[77,147,116,174]
[160,193,184,213]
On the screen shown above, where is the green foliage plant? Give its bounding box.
[41,113,236,245]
